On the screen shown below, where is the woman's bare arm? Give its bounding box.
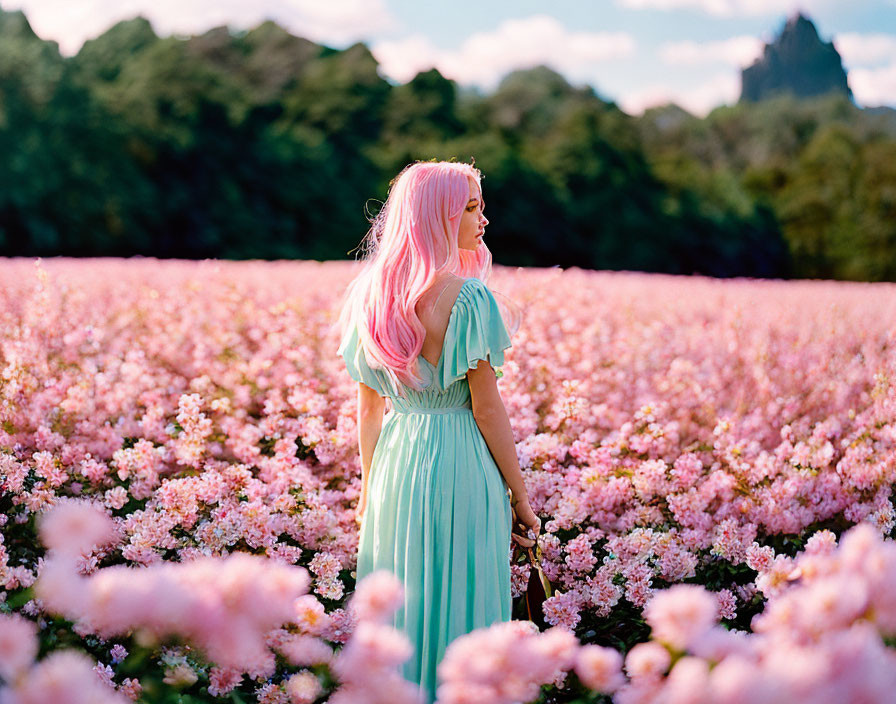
[467,360,528,505]
[357,382,386,500]
[469,362,540,545]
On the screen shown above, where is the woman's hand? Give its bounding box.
[355,490,368,526]
[511,496,540,548]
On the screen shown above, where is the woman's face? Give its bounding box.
[457,175,488,251]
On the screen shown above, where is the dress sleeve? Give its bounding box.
[439,278,513,389]
[337,321,388,396]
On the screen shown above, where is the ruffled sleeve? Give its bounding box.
[439,278,513,389]
[337,321,389,396]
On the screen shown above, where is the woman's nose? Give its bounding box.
[481,214,488,226]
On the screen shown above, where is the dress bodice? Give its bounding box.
[390,356,473,413]
[337,278,513,413]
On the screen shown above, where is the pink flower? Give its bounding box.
[643,584,718,651]
[329,618,421,704]
[276,633,333,667]
[707,655,768,704]
[755,574,870,642]
[624,641,671,680]
[37,499,119,559]
[689,626,755,663]
[32,551,89,616]
[745,543,775,572]
[118,677,142,700]
[162,663,199,686]
[715,588,737,620]
[753,554,800,599]
[529,626,579,671]
[564,534,597,574]
[663,655,710,704]
[293,594,331,636]
[329,676,423,704]
[322,607,356,644]
[35,549,310,678]
[671,453,703,487]
[436,621,575,704]
[285,671,323,704]
[308,551,344,600]
[333,621,413,677]
[542,589,582,631]
[349,570,404,624]
[0,613,38,680]
[804,529,837,555]
[12,649,132,704]
[574,644,625,693]
[208,665,243,696]
[434,680,499,704]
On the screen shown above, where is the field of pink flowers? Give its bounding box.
[1,257,895,703]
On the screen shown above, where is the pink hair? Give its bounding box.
[337,160,495,396]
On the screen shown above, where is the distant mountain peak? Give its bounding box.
[740,12,852,103]
[784,10,812,30]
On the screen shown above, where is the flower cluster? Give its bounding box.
[608,522,896,703]
[0,259,894,700]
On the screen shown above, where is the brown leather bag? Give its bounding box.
[511,517,552,629]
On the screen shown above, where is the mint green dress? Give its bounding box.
[338,277,514,703]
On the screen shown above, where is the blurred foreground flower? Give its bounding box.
[329,569,424,704]
[34,499,311,680]
[0,612,132,704]
[614,522,896,704]
[436,620,583,704]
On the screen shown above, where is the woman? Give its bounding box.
[336,160,541,703]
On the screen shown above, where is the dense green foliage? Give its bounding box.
[0,9,894,280]
[639,97,896,280]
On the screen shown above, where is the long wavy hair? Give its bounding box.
[336,160,516,397]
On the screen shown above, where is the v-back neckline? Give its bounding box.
[418,278,474,370]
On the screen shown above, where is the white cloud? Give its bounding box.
[834,32,896,67]
[369,35,440,84]
[371,14,636,90]
[833,32,896,107]
[617,72,740,117]
[4,0,397,56]
[659,36,764,67]
[618,0,834,17]
[850,62,896,106]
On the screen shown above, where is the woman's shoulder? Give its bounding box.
[447,277,497,318]
[417,273,468,315]
[438,272,471,294]
[455,276,495,304]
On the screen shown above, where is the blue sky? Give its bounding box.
[6,0,896,116]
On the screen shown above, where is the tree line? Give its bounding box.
[1,9,894,280]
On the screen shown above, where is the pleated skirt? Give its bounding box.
[354,406,513,703]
